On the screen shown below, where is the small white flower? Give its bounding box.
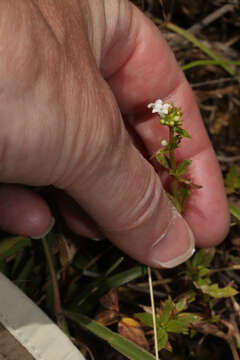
[147,99,171,117]
[161,139,168,147]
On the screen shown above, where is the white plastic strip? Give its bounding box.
[0,273,85,360]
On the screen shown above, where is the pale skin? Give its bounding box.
[0,0,229,268]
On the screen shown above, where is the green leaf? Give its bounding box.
[167,319,188,334]
[160,297,174,325]
[15,256,34,291]
[171,136,180,150]
[175,291,196,312]
[175,127,191,138]
[134,313,154,328]
[105,257,125,277]
[155,153,170,168]
[175,299,186,313]
[157,328,168,351]
[73,265,147,312]
[225,164,240,194]
[229,202,240,222]
[167,192,182,213]
[0,236,31,261]
[182,59,240,71]
[192,249,213,268]
[11,251,26,277]
[167,313,201,335]
[198,267,210,278]
[175,185,191,209]
[197,282,238,298]
[176,160,192,176]
[65,311,155,360]
[195,276,211,287]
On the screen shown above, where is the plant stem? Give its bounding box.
[41,236,70,336]
[169,127,176,171]
[168,127,180,209]
[147,266,159,360]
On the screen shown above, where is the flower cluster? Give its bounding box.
[148,99,183,128]
[147,99,171,117]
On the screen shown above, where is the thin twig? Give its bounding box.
[148,266,159,360]
[192,322,240,360]
[127,284,167,298]
[188,4,234,34]
[217,155,240,163]
[191,77,237,88]
[208,264,240,274]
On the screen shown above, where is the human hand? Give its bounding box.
[0,0,229,268]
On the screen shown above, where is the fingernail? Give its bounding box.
[151,210,195,268]
[31,217,55,239]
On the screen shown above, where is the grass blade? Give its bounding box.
[153,20,239,81]
[0,236,31,261]
[182,59,240,71]
[65,311,155,360]
[229,202,240,222]
[74,265,147,308]
[15,256,34,291]
[165,22,237,78]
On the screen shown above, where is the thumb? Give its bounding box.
[62,81,194,269]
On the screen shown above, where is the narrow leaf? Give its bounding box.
[74,266,147,311]
[176,185,191,207]
[197,283,238,298]
[160,297,174,325]
[182,59,240,71]
[155,153,170,168]
[167,319,189,335]
[157,328,168,351]
[0,236,31,261]
[176,160,192,176]
[135,313,154,328]
[165,22,238,80]
[175,127,191,139]
[167,314,201,334]
[192,249,213,268]
[15,256,34,291]
[175,291,196,312]
[65,311,155,360]
[229,202,240,221]
[225,165,240,194]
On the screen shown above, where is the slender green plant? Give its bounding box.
[148,99,201,212]
[146,99,200,356]
[143,99,237,356]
